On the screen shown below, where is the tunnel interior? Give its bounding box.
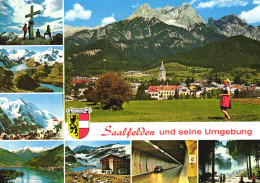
[132,140,187,176]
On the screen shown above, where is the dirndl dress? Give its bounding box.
[220,85,231,109]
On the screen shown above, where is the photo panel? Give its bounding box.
[64,0,260,122]
[0,140,64,182]
[132,140,197,183]
[0,93,64,140]
[0,0,63,45]
[65,140,131,183]
[199,140,260,183]
[0,46,63,93]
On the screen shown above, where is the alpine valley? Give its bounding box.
[0,144,64,183]
[65,3,260,81]
[0,47,63,93]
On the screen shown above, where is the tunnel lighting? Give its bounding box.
[145,141,183,165]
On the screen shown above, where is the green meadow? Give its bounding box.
[65,99,260,122]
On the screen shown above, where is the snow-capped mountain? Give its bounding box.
[66,144,130,167]
[73,145,98,153]
[128,3,205,28]
[11,146,55,161]
[32,47,63,65]
[0,52,13,68]
[0,32,18,42]
[0,97,61,133]
[0,48,36,61]
[13,145,54,154]
[0,47,63,65]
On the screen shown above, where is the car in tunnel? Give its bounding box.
[154,166,164,173]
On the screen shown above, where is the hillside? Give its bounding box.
[27,145,64,168]
[14,147,42,162]
[0,148,25,166]
[65,39,142,76]
[148,36,260,72]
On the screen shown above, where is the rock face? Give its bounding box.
[64,25,89,38]
[51,33,63,45]
[65,16,225,62]
[13,71,39,91]
[208,15,260,41]
[128,3,205,28]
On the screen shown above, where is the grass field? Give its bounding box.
[65,99,260,122]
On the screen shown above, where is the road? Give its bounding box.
[132,166,183,183]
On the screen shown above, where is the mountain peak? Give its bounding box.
[140,3,152,9]
[129,3,154,20]
[207,14,260,40]
[180,2,190,8]
[128,3,205,28]
[17,98,26,105]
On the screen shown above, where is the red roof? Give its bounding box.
[72,79,90,84]
[148,85,181,92]
[148,86,159,92]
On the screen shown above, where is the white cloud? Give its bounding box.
[240,5,260,24]
[64,3,92,21]
[35,19,63,35]
[197,0,248,8]
[0,97,8,102]
[7,26,21,31]
[42,0,63,18]
[131,3,140,8]
[253,0,260,4]
[102,14,116,25]
[190,0,200,5]
[7,0,43,24]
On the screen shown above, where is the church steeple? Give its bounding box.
[159,61,166,81]
[160,61,165,71]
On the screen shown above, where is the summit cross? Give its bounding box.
[25,5,41,39]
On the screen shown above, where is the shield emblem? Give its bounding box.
[67,107,92,139]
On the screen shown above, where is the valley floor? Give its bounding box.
[65,99,260,122]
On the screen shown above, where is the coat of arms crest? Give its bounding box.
[66,107,92,139]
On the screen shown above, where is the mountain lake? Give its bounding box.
[40,84,63,92]
[0,167,63,183]
[71,166,95,172]
[8,64,63,92]
[9,63,28,72]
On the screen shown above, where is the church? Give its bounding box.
[159,61,166,81]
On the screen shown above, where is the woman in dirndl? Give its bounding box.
[220,78,231,120]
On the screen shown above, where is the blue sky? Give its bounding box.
[0,46,63,53]
[0,141,63,151]
[0,0,63,36]
[0,94,63,118]
[64,0,260,27]
[66,141,130,150]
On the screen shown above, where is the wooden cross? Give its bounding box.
[25,5,41,39]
